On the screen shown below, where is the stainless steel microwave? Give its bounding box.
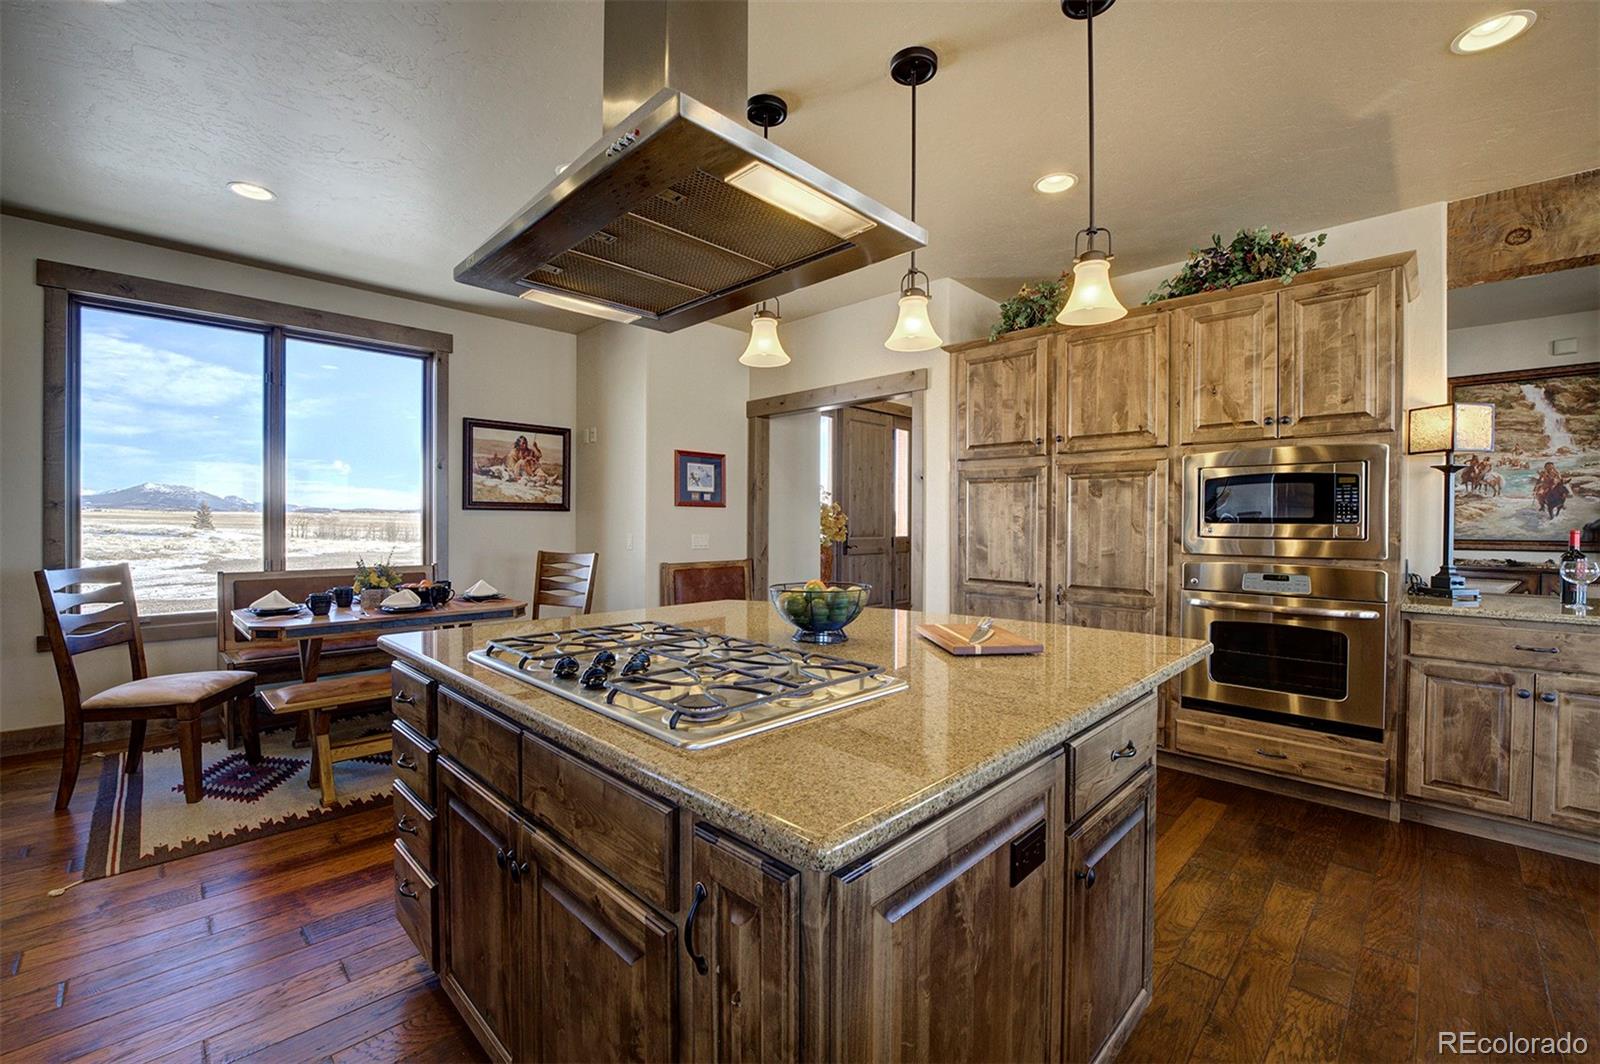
[1181,444,1389,560]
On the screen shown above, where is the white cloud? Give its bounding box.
[81,333,258,411]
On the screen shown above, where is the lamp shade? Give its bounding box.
[1407,402,1496,454]
[885,289,943,352]
[1056,256,1128,326]
[739,309,791,368]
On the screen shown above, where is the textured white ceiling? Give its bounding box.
[3,1,1597,335]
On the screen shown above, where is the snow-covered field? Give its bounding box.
[81,509,421,614]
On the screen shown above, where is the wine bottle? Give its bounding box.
[1560,529,1585,606]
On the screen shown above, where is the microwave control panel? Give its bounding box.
[1334,474,1361,525]
[1240,572,1313,595]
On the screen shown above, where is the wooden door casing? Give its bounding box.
[837,407,896,607]
[1172,292,1278,445]
[954,337,1049,460]
[1276,269,1396,438]
[1532,673,1600,834]
[1050,456,1167,636]
[955,459,1048,621]
[1404,660,1534,819]
[687,825,801,1064]
[1052,316,1169,453]
[1065,772,1154,1064]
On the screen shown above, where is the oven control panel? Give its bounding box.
[1240,572,1312,595]
[1334,474,1362,525]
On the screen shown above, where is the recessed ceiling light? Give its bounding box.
[1451,9,1536,53]
[1033,172,1078,194]
[227,181,276,201]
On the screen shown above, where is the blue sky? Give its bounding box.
[80,306,424,511]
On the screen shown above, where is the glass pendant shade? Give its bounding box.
[739,309,791,368]
[885,289,942,352]
[1056,256,1128,326]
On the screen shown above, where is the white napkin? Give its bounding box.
[382,589,422,609]
[463,579,498,597]
[249,590,297,611]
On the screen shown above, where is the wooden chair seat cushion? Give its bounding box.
[82,670,257,711]
[223,634,377,666]
[259,672,392,716]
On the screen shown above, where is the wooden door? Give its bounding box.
[955,459,1048,621]
[1532,673,1600,834]
[1277,268,1396,437]
[1050,456,1167,635]
[1172,292,1278,445]
[831,753,1063,1062]
[954,336,1049,459]
[686,824,801,1063]
[437,759,519,1063]
[1052,315,1169,453]
[837,407,895,607]
[517,820,677,1063]
[1065,773,1154,1064]
[1404,660,1533,818]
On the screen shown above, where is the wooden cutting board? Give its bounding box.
[916,622,1044,656]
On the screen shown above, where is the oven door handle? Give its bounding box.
[1184,597,1381,621]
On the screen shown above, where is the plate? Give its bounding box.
[379,603,432,613]
[248,605,306,617]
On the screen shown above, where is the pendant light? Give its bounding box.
[885,46,943,352]
[1056,0,1129,326]
[739,95,794,368]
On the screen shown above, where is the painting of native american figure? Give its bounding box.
[463,418,571,511]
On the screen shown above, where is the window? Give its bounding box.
[819,412,834,503]
[44,262,450,633]
[893,425,910,538]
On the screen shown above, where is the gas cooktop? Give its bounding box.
[467,621,907,749]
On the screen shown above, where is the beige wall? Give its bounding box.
[1,215,578,734]
[1449,310,1599,378]
[767,410,823,586]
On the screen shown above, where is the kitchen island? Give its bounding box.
[377,602,1210,1064]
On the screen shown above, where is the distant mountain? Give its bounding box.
[82,483,259,512]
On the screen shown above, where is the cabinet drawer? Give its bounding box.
[1174,709,1388,796]
[1408,619,1593,672]
[393,840,436,969]
[1069,694,1157,821]
[394,780,435,873]
[521,733,677,911]
[436,688,520,799]
[391,663,437,736]
[392,719,436,807]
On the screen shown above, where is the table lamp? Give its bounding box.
[1408,402,1496,601]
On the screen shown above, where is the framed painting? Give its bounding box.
[1448,362,1600,550]
[462,418,571,511]
[675,450,725,507]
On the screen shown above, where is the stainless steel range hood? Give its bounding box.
[454,0,925,332]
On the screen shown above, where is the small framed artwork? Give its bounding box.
[675,450,726,507]
[463,418,571,511]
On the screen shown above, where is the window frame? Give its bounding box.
[39,259,452,643]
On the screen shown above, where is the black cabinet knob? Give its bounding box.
[1262,418,1274,426]
[1516,689,1532,700]
[1075,867,1097,888]
[1540,692,1558,703]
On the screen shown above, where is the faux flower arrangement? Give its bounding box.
[353,554,403,592]
[989,274,1069,340]
[819,496,849,548]
[1145,228,1327,304]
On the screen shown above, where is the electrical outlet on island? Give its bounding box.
[691,533,709,551]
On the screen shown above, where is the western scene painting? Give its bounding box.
[464,419,570,510]
[1450,364,1600,549]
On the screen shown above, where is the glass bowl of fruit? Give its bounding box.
[768,580,871,644]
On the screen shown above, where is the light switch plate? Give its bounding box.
[691,533,709,550]
[1552,337,1579,357]
[585,426,599,443]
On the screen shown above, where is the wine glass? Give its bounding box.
[1558,557,1600,615]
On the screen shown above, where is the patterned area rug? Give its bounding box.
[80,716,393,881]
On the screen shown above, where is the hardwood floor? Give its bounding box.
[1,751,1594,1063]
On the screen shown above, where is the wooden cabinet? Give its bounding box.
[686,824,800,1064]
[1050,456,1167,635]
[1403,660,1533,819]
[955,459,1048,621]
[1065,773,1154,1064]
[954,336,1049,459]
[831,753,1064,1063]
[1172,292,1278,445]
[1051,315,1168,453]
[1277,269,1395,437]
[1532,673,1600,833]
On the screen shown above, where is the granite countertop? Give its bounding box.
[380,602,1210,873]
[1401,592,1600,628]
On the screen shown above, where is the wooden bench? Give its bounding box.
[258,672,393,807]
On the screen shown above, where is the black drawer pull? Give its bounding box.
[396,814,419,836]
[1074,867,1097,888]
[1516,689,1533,700]
[1514,644,1559,654]
[1540,692,1558,703]
[685,881,709,975]
[1110,740,1138,761]
[1255,748,1288,760]
[394,691,416,704]
[394,752,418,770]
[495,845,509,871]
[396,877,418,900]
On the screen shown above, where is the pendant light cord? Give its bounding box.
[909,77,918,276]
[1086,0,1096,235]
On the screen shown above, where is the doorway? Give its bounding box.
[826,401,913,607]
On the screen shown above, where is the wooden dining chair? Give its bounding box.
[36,564,260,810]
[531,551,598,619]
[659,559,754,606]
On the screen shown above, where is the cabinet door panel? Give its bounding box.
[1277,269,1395,437]
[1053,316,1169,452]
[955,338,1048,459]
[1173,293,1278,445]
[1051,456,1166,635]
[1533,674,1600,834]
[955,459,1047,621]
[688,825,800,1064]
[1404,660,1533,818]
